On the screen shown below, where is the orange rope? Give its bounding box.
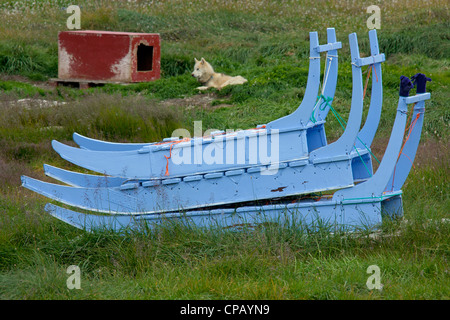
[362,64,380,99]
[390,111,421,190]
[399,152,416,169]
[363,65,372,99]
[373,64,378,82]
[163,138,190,176]
[398,112,421,162]
[154,139,180,146]
[404,103,415,136]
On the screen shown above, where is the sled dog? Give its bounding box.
[191,58,247,90]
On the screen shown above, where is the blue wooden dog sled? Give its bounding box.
[21,28,431,232]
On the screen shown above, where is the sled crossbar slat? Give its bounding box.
[315,42,342,52]
[404,93,430,104]
[353,53,385,67]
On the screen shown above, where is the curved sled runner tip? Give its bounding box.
[43,164,127,188]
[73,132,153,152]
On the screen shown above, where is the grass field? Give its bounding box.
[0,0,449,300]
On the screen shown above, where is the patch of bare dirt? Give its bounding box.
[160,92,234,110]
[1,75,235,110]
[369,137,449,171]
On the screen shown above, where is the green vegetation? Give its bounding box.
[0,0,448,300]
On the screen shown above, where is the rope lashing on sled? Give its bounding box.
[389,104,422,191]
[311,57,376,124]
[362,64,379,97]
[310,53,337,122]
[163,138,191,176]
[321,53,337,96]
[388,73,431,191]
[310,94,377,174]
[310,91,380,177]
[363,65,372,98]
[373,64,378,82]
[351,62,378,80]
[309,95,333,124]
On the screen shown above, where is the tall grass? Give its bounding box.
[0,193,448,299]
[0,42,58,80]
[0,91,183,144]
[0,92,184,192]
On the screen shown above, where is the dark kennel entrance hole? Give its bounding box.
[137,43,153,72]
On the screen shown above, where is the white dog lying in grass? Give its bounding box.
[191,58,247,90]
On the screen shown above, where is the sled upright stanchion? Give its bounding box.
[311,28,340,123]
[334,76,430,202]
[386,73,431,192]
[355,29,385,150]
[309,32,364,164]
[267,29,342,130]
[349,29,385,181]
[306,28,340,152]
[266,31,320,130]
[386,96,427,192]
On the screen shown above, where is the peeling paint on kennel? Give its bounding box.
[56,30,160,85]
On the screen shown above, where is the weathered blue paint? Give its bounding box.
[355,29,384,150]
